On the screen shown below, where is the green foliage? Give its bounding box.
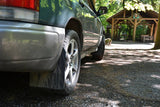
[40,0,49,8]
[124,0,153,12]
[96,0,159,30]
[51,0,55,12]
[136,25,149,40]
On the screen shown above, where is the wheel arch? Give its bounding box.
[65,18,83,50]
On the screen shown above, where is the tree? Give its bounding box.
[154,6,160,49]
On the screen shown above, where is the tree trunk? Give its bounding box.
[154,6,160,49]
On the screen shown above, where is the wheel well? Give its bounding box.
[65,18,83,49]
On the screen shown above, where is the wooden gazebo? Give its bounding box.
[107,9,159,41]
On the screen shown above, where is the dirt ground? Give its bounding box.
[0,42,160,107]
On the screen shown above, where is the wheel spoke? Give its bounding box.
[69,67,73,83]
[72,49,78,61]
[65,52,71,79]
[65,64,70,79]
[70,41,75,55]
[72,64,78,72]
[72,49,78,57]
[66,52,71,61]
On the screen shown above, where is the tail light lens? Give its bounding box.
[0,0,39,23]
[0,0,39,11]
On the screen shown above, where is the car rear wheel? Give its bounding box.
[29,30,81,95]
[62,30,81,94]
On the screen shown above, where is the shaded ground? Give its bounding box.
[99,49,160,100]
[0,42,160,106]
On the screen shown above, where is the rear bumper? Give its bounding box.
[0,21,65,72]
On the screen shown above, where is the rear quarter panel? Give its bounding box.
[39,0,76,27]
[39,0,103,53]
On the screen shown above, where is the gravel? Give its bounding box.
[0,42,160,107]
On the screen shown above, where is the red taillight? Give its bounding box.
[0,0,39,11]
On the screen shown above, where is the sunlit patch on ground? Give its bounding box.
[99,42,160,101]
[105,41,154,50]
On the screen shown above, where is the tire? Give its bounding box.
[61,30,81,94]
[91,36,105,61]
[29,30,81,95]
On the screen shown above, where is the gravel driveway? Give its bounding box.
[0,42,160,107]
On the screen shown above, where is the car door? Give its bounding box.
[79,0,101,52]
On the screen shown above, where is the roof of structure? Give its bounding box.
[107,9,159,24]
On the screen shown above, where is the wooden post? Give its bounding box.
[150,24,154,37]
[133,19,137,41]
[123,10,126,18]
[154,23,158,42]
[111,18,114,39]
[115,25,119,40]
[131,11,133,17]
[115,25,117,40]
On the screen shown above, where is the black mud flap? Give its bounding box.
[29,49,66,90]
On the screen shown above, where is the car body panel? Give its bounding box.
[0,21,65,72]
[0,0,104,72]
[39,0,103,52]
